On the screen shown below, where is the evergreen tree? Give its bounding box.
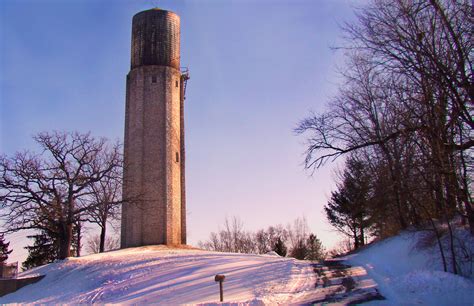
[22,230,59,270]
[22,223,80,270]
[290,239,308,260]
[305,234,325,261]
[272,237,287,257]
[324,157,373,249]
[0,233,12,264]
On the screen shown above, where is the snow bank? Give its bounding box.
[345,230,474,305]
[265,251,280,257]
[0,246,315,304]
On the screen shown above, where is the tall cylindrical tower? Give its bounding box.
[121,8,186,247]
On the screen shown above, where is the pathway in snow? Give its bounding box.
[311,260,384,305]
[257,261,317,304]
[258,259,384,305]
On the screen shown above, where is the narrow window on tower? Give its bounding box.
[175,152,179,163]
[175,80,179,87]
[151,76,157,83]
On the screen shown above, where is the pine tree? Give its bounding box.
[306,234,325,261]
[324,157,373,249]
[290,239,308,260]
[0,233,12,264]
[22,230,60,270]
[22,224,80,270]
[272,237,287,257]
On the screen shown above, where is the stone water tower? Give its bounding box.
[121,8,188,248]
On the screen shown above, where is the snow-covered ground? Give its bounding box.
[2,230,473,305]
[345,230,474,305]
[0,246,320,304]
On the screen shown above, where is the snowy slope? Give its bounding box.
[3,231,473,305]
[0,246,318,304]
[345,231,474,305]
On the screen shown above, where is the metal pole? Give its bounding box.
[219,281,224,302]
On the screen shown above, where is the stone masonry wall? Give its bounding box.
[121,65,182,247]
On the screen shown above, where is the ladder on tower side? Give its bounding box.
[180,67,190,101]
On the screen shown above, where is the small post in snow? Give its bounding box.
[214,274,225,302]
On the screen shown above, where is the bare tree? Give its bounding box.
[287,217,310,251]
[199,217,304,256]
[297,0,473,234]
[328,238,354,258]
[0,131,122,259]
[255,229,271,254]
[197,216,255,253]
[82,167,122,253]
[86,234,120,254]
[297,0,472,275]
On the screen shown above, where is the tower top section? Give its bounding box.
[131,8,180,70]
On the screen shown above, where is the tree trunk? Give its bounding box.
[458,124,474,234]
[76,222,81,257]
[353,229,359,249]
[441,141,458,219]
[430,218,448,272]
[380,144,407,229]
[464,200,474,235]
[59,222,73,259]
[99,222,107,253]
[433,173,445,218]
[359,223,365,247]
[445,219,458,274]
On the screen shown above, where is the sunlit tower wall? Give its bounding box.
[121,8,187,248]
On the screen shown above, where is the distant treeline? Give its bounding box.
[198,217,325,261]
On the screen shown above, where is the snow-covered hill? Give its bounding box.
[0,246,318,304]
[2,230,474,305]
